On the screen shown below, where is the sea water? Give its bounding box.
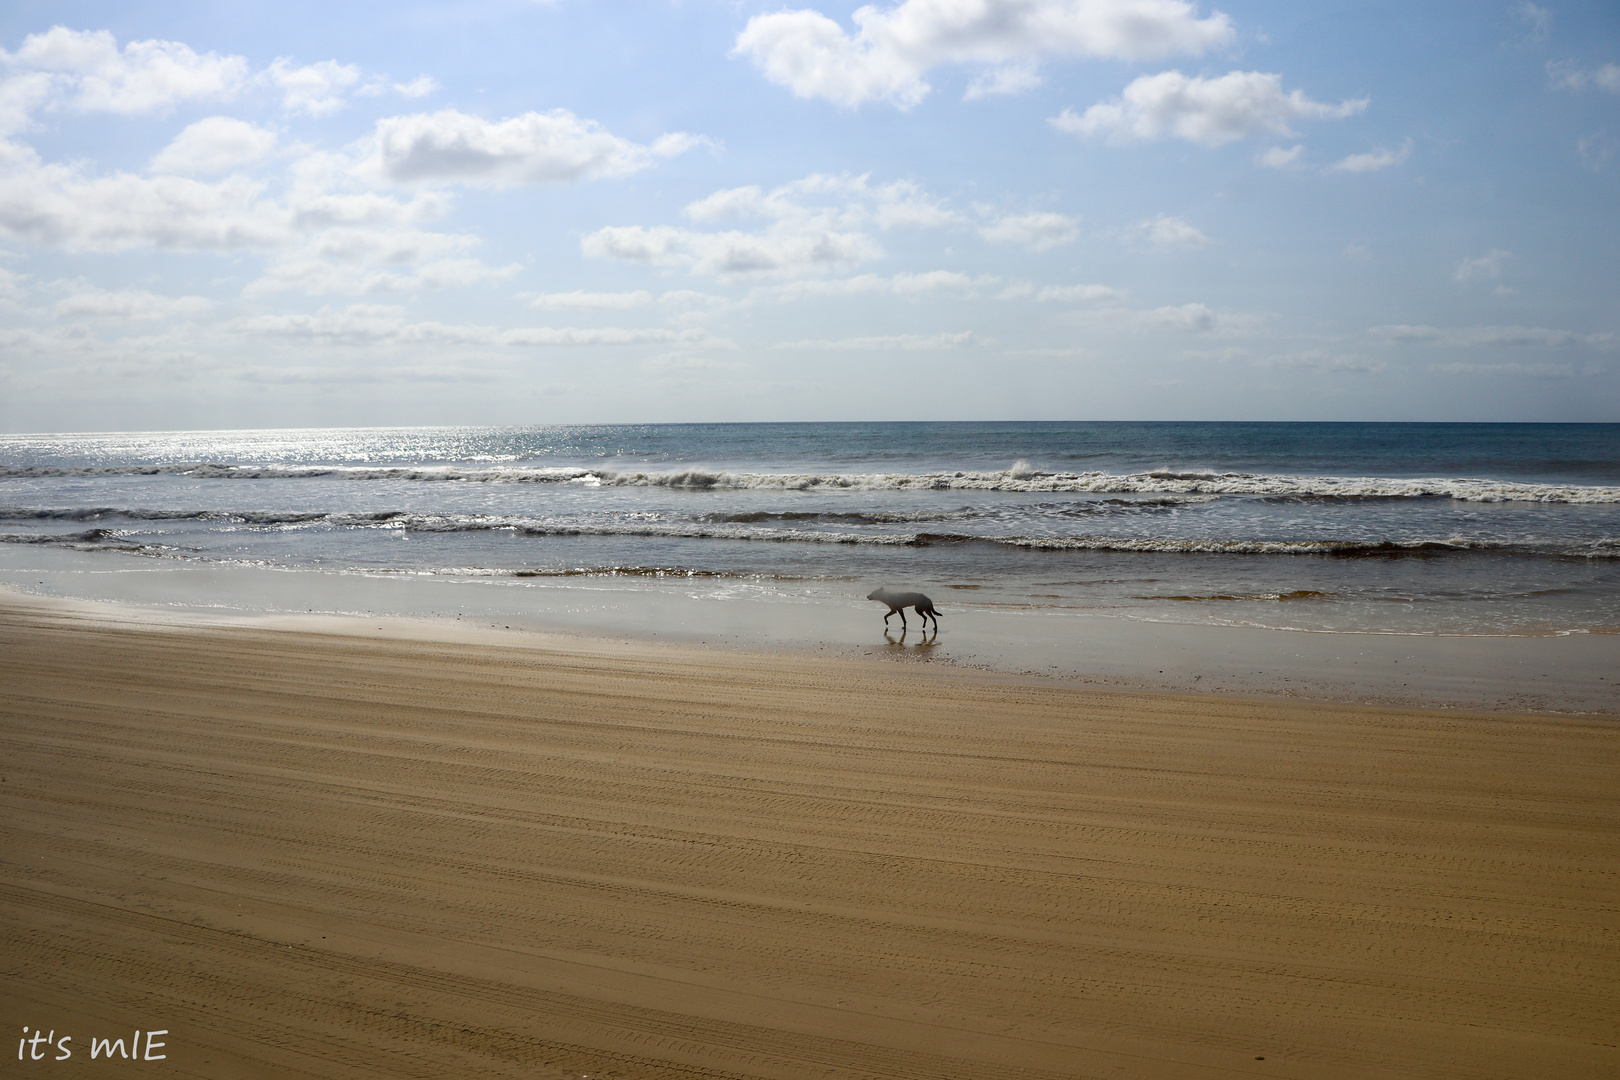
[1,421,1617,638]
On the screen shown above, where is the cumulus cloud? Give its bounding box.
[364,108,700,188]
[964,62,1043,100]
[1254,350,1385,373]
[1133,301,1258,333]
[241,222,524,296]
[391,76,439,99]
[1515,3,1551,44]
[1430,361,1604,378]
[0,116,518,293]
[583,173,960,280]
[0,72,55,136]
[0,27,435,135]
[1138,213,1209,247]
[527,290,655,310]
[266,58,361,117]
[777,330,984,349]
[734,0,1234,108]
[1053,70,1366,146]
[1578,132,1619,172]
[759,270,995,301]
[150,117,277,175]
[979,210,1079,250]
[1453,249,1512,284]
[583,222,880,279]
[0,265,28,303]
[1035,282,1120,302]
[230,304,709,348]
[247,255,521,297]
[1,27,249,115]
[685,174,960,229]
[1257,144,1303,169]
[55,287,212,320]
[1327,138,1410,173]
[1548,60,1620,93]
[0,152,291,251]
[1370,324,1614,348]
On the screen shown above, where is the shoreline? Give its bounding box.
[3,594,1617,1078]
[1,579,1616,715]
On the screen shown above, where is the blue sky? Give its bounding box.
[1,0,1617,430]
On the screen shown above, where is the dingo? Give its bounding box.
[866,587,941,631]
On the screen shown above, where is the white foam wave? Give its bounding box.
[4,462,1613,503]
[8,511,1613,559]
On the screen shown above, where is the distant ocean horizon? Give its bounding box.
[3,420,1617,638]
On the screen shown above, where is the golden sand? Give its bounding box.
[2,600,1616,1078]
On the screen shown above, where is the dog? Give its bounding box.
[866,587,941,631]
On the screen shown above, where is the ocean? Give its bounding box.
[2,421,1618,640]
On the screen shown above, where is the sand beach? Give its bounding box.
[3,593,1616,1079]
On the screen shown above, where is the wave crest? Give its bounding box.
[3,462,1614,503]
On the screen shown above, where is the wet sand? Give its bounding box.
[2,594,1617,1078]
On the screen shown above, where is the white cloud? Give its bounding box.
[247,255,520,296]
[150,117,277,175]
[1133,302,1258,333]
[500,326,707,347]
[1453,249,1512,284]
[0,151,291,251]
[979,210,1079,250]
[1431,361,1604,378]
[54,287,212,320]
[392,76,438,99]
[1578,131,1619,172]
[583,222,881,279]
[0,71,53,136]
[1,27,249,115]
[1054,70,1367,147]
[527,289,655,310]
[1370,324,1614,348]
[1548,61,1620,93]
[777,331,984,349]
[230,304,708,348]
[1001,345,1093,360]
[1327,138,1411,173]
[0,265,28,303]
[964,63,1043,100]
[237,362,502,385]
[1036,282,1120,303]
[365,108,699,189]
[1516,3,1551,44]
[1139,213,1209,247]
[1257,144,1303,169]
[265,58,361,117]
[734,0,1234,108]
[684,174,960,229]
[1254,350,1385,373]
[641,352,748,375]
[240,220,524,296]
[583,174,959,280]
[0,28,443,133]
[758,270,994,301]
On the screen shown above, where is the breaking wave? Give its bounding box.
[2,463,1617,503]
[5,511,1616,560]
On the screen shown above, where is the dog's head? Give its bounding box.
[866,588,886,601]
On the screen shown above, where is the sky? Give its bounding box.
[0,0,1617,431]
